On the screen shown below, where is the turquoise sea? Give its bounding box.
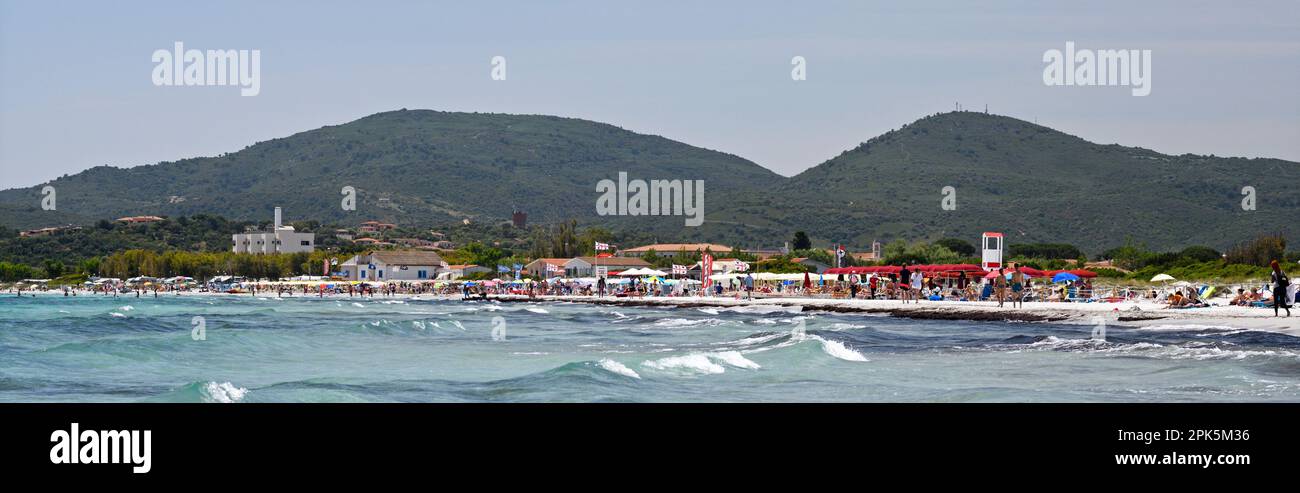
[2,294,1299,402]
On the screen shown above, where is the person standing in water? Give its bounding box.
[1271,260,1291,317]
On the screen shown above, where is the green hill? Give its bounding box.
[0,109,779,235]
[2,110,1296,254]
[711,111,1299,252]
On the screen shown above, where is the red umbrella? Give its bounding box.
[1016,267,1048,278]
[802,271,812,289]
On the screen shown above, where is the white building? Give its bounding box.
[563,256,651,278]
[338,250,448,282]
[441,264,492,280]
[232,207,315,254]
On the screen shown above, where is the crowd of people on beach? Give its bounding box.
[5,259,1294,316]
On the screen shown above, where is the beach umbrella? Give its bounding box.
[1052,272,1080,283]
[1150,273,1175,283]
[802,271,811,289]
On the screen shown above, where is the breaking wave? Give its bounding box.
[597,358,641,379]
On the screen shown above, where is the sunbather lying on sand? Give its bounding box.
[1230,288,1251,306]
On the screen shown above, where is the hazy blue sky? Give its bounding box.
[2,0,1297,188]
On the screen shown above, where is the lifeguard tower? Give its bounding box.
[981,232,1003,271]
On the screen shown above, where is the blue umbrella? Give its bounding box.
[1052,272,1080,283]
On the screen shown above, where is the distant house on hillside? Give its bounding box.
[339,250,447,281]
[116,215,165,224]
[19,225,80,237]
[358,220,397,233]
[618,243,733,258]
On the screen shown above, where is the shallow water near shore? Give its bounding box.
[3,294,1299,402]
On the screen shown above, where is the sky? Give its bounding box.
[1,0,1297,188]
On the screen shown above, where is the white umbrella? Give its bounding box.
[1150,274,1175,283]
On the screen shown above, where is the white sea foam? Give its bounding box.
[652,318,723,328]
[597,358,642,379]
[411,320,426,330]
[642,351,761,375]
[811,336,868,362]
[1133,324,1249,333]
[1103,344,1299,361]
[201,381,248,403]
[525,307,549,314]
[447,320,466,331]
[110,312,126,318]
[643,354,726,375]
[711,351,762,369]
[828,323,868,331]
[696,308,720,315]
[723,305,803,314]
[119,305,134,311]
[351,302,364,308]
[1011,336,1298,361]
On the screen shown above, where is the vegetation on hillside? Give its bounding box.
[3,110,1293,254]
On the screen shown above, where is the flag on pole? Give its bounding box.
[835,245,846,268]
[701,255,713,289]
[733,260,749,272]
[594,241,610,251]
[671,264,688,275]
[546,263,560,274]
